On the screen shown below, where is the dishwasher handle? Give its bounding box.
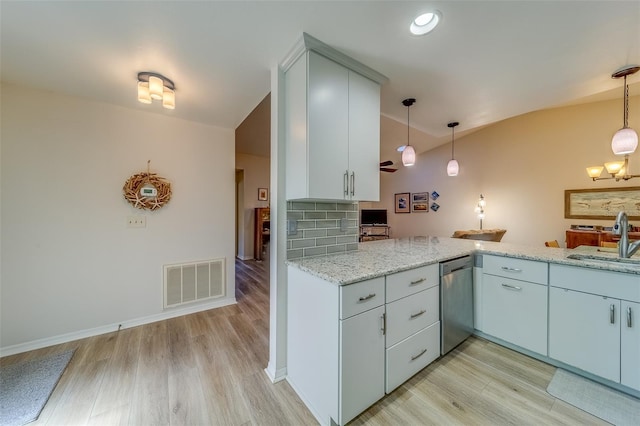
[440,256,473,275]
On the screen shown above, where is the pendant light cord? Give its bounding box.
[451,126,455,160]
[407,104,410,147]
[624,75,629,128]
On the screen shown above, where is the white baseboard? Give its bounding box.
[236,254,254,260]
[0,297,237,357]
[264,365,287,383]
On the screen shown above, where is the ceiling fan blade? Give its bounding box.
[380,160,394,167]
[380,167,398,173]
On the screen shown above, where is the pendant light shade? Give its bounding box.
[447,159,459,176]
[402,98,416,167]
[611,127,638,155]
[447,121,460,176]
[402,145,416,166]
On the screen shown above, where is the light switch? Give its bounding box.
[127,215,146,228]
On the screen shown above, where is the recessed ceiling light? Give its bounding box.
[410,11,441,35]
[397,145,406,152]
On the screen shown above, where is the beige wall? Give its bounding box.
[368,95,639,247]
[1,83,237,352]
[236,153,270,259]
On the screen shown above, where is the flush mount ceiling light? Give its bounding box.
[401,98,416,167]
[447,121,460,176]
[137,72,176,110]
[586,64,640,181]
[410,11,442,35]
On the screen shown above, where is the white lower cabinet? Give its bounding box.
[287,264,442,425]
[385,266,440,393]
[340,305,385,423]
[549,286,621,383]
[621,300,640,391]
[482,275,548,355]
[480,255,548,355]
[549,264,640,392]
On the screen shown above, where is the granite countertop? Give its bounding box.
[286,236,640,285]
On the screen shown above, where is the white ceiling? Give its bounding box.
[2,1,639,161]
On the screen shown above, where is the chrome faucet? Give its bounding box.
[612,211,640,258]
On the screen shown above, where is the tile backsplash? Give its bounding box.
[287,201,359,259]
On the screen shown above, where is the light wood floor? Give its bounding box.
[2,259,607,425]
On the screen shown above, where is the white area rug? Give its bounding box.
[547,368,640,426]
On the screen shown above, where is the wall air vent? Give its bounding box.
[163,258,225,308]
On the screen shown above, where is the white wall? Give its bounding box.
[369,95,639,247]
[1,83,236,351]
[235,153,270,259]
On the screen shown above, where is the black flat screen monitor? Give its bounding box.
[360,209,387,226]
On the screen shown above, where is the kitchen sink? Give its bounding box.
[566,253,640,266]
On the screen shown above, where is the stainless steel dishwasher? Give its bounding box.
[440,255,474,355]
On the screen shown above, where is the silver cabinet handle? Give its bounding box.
[501,283,522,291]
[411,348,427,361]
[410,278,426,286]
[410,310,427,319]
[501,266,522,273]
[358,293,376,301]
[628,306,633,328]
[381,313,386,335]
[350,172,355,197]
[343,171,349,197]
[610,304,616,324]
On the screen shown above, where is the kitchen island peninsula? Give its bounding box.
[286,236,640,426]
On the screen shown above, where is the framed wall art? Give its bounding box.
[395,192,410,213]
[258,188,269,201]
[412,192,429,212]
[564,187,640,220]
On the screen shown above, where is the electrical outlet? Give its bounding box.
[340,217,348,232]
[287,219,298,236]
[127,215,146,228]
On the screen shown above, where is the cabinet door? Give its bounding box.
[549,287,620,383]
[622,300,640,391]
[481,275,548,355]
[347,71,380,201]
[339,305,385,425]
[308,51,349,200]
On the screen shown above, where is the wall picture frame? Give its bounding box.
[564,187,640,220]
[395,192,410,213]
[258,188,268,201]
[412,192,429,212]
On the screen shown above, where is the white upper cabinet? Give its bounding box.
[285,46,383,201]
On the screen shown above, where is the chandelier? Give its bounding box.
[587,65,639,181]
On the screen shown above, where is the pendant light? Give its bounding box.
[447,121,460,176]
[611,65,639,155]
[402,98,416,167]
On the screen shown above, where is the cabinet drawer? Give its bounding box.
[483,255,548,285]
[386,264,438,303]
[340,277,385,319]
[482,274,548,355]
[550,264,640,302]
[386,321,440,393]
[386,286,439,347]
